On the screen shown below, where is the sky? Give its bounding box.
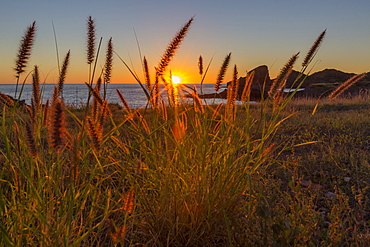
[1,0,369,85]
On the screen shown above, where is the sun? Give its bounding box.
[171,75,182,85]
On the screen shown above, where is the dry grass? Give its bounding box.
[241,70,255,102]
[156,17,194,77]
[0,92,15,107]
[198,55,203,75]
[15,21,36,76]
[25,122,37,157]
[215,52,231,92]
[31,65,41,109]
[268,52,299,100]
[86,16,96,65]
[86,116,102,150]
[49,98,68,151]
[58,50,70,97]
[302,29,326,67]
[143,56,151,92]
[104,37,113,85]
[328,73,367,99]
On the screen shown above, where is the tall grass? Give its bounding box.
[14,21,36,99]
[0,18,369,246]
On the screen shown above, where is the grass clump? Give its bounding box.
[0,17,369,246]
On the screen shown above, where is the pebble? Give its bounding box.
[326,192,337,198]
[344,177,351,182]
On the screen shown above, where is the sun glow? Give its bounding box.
[171,75,182,85]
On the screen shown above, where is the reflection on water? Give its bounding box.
[0,84,248,108]
[283,88,305,93]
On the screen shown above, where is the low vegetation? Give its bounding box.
[0,17,369,246]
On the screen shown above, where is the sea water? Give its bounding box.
[0,84,231,108]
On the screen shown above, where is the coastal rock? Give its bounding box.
[197,66,370,101]
[303,69,370,98]
[305,69,355,84]
[245,65,272,87]
[198,65,273,101]
[285,70,307,88]
[236,65,273,100]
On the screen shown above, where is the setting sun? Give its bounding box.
[172,75,182,85]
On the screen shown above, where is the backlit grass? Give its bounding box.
[0,17,369,246]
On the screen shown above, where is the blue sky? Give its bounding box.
[1,0,369,84]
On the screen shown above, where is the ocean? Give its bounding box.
[0,83,229,108]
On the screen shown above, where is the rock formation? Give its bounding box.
[197,65,370,100]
